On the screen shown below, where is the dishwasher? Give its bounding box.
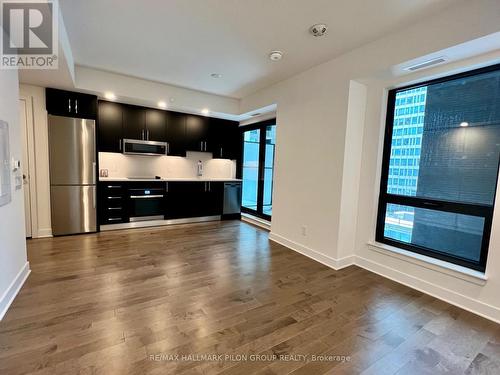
[223,182,242,217]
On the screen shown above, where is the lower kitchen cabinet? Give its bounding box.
[166,182,223,219]
[98,181,226,226]
[98,182,127,225]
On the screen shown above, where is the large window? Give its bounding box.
[241,119,276,220]
[377,64,500,271]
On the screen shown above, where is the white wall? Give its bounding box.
[76,66,240,118]
[99,152,236,180]
[19,84,52,238]
[0,70,30,320]
[241,0,500,321]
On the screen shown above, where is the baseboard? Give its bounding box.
[241,214,271,231]
[36,227,52,238]
[356,255,500,324]
[269,232,355,270]
[0,262,31,320]
[268,231,500,324]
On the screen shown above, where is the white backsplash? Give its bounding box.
[99,152,237,179]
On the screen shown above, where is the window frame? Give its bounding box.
[240,118,276,221]
[376,63,500,272]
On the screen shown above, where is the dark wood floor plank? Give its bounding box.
[0,220,498,375]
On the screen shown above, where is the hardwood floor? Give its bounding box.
[1,220,499,374]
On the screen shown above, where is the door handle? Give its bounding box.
[130,195,164,199]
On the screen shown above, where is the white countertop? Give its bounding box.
[99,177,242,182]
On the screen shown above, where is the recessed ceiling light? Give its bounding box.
[210,73,222,78]
[269,51,283,61]
[309,23,328,37]
[104,92,116,100]
[460,122,469,127]
[201,108,210,115]
[158,101,167,109]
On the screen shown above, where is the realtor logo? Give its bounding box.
[1,0,58,69]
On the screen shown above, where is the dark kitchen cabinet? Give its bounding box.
[185,114,211,152]
[166,181,223,219]
[122,105,146,140]
[98,101,123,153]
[210,118,241,160]
[166,111,186,156]
[97,182,127,225]
[46,88,97,119]
[145,109,167,142]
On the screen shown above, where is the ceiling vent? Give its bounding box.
[404,57,447,72]
[250,113,262,117]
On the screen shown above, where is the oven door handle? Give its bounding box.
[129,195,164,199]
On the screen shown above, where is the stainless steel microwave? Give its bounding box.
[122,139,168,156]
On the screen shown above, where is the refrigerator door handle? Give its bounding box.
[92,162,96,184]
[93,186,96,209]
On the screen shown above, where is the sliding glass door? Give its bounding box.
[241,120,276,220]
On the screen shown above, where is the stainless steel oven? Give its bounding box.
[128,187,165,221]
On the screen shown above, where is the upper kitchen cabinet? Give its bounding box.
[145,109,167,142]
[185,114,211,152]
[166,111,186,156]
[98,101,123,153]
[122,104,146,140]
[210,118,241,160]
[46,88,97,120]
[123,105,167,142]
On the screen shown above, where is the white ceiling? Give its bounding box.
[60,0,456,99]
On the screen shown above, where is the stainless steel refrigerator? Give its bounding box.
[48,115,96,235]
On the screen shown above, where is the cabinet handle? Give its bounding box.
[208,182,211,192]
[200,141,203,151]
[220,148,223,157]
[119,139,122,151]
[68,99,71,112]
[167,142,170,155]
[166,182,168,192]
[75,99,78,113]
[147,129,150,140]
[141,129,145,140]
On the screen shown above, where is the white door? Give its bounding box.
[19,99,32,237]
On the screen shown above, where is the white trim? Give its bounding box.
[241,213,271,231]
[367,241,487,285]
[36,227,52,238]
[100,216,221,231]
[269,232,355,270]
[0,262,30,320]
[356,255,500,324]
